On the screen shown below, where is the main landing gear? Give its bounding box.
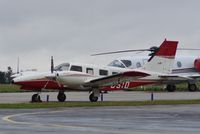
[89,93,98,102]
[89,89,100,102]
[31,93,42,102]
[166,83,198,92]
[188,84,197,92]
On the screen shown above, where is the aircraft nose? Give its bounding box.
[12,77,21,84]
[11,78,19,84]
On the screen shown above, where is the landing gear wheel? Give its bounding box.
[57,92,66,102]
[89,93,98,102]
[166,85,176,92]
[32,94,42,102]
[188,84,197,92]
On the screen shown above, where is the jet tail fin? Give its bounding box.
[142,39,178,74]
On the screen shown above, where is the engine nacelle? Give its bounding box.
[194,58,200,71]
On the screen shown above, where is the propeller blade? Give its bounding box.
[178,48,200,51]
[91,47,200,56]
[91,49,150,56]
[51,56,54,74]
[17,57,19,74]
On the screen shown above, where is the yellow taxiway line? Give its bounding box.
[2,110,102,132]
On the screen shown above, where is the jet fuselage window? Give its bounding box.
[136,62,141,68]
[99,69,108,76]
[70,65,82,72]
[177,61,182,68]
[86,68,94,75]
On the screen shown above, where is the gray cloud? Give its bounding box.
[0,0,200,71]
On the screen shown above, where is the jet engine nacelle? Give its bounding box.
[194,58,200,71]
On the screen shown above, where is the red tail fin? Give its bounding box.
[156,40,178,57]
[143,39,178,74]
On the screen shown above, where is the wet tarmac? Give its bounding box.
[1,91,200,103]
[1,105,200,134]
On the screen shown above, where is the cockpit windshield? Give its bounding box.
[54,63,70,71]
[121,60,132,67]
[108,60,125,68]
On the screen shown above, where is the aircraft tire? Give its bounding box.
[89,93,98,102]
[57,92,66,102]
[32,94,41,102]
[166,85,176,92]
[188,84,197,92]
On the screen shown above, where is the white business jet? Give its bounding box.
[107,56,200,92]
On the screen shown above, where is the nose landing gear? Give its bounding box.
[57,91,66,102]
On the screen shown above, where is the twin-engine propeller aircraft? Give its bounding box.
[13,39,193,102]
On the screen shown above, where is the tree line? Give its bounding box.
[0,66,13,84]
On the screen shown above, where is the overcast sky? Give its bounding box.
[0,0,200,72]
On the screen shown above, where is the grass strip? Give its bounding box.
[0,100,200,109]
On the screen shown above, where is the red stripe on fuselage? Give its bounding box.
[15,80,62,90]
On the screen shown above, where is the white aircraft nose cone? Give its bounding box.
[11,73,21,78]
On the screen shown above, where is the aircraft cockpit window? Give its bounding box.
[70,65,82,72]
[108,60,125,68]
[121,60,132,67]
[54,63,70,71]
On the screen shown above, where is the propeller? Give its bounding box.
[91,47,200,56]
[51,56,54,74]
[17,57,19,74]
[177,48,200,51]
[91,47,159,56]
[49,56,62,88]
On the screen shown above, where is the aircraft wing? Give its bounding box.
[189,74,200,79]
[159,73,200,81]
[84,71,150,87]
